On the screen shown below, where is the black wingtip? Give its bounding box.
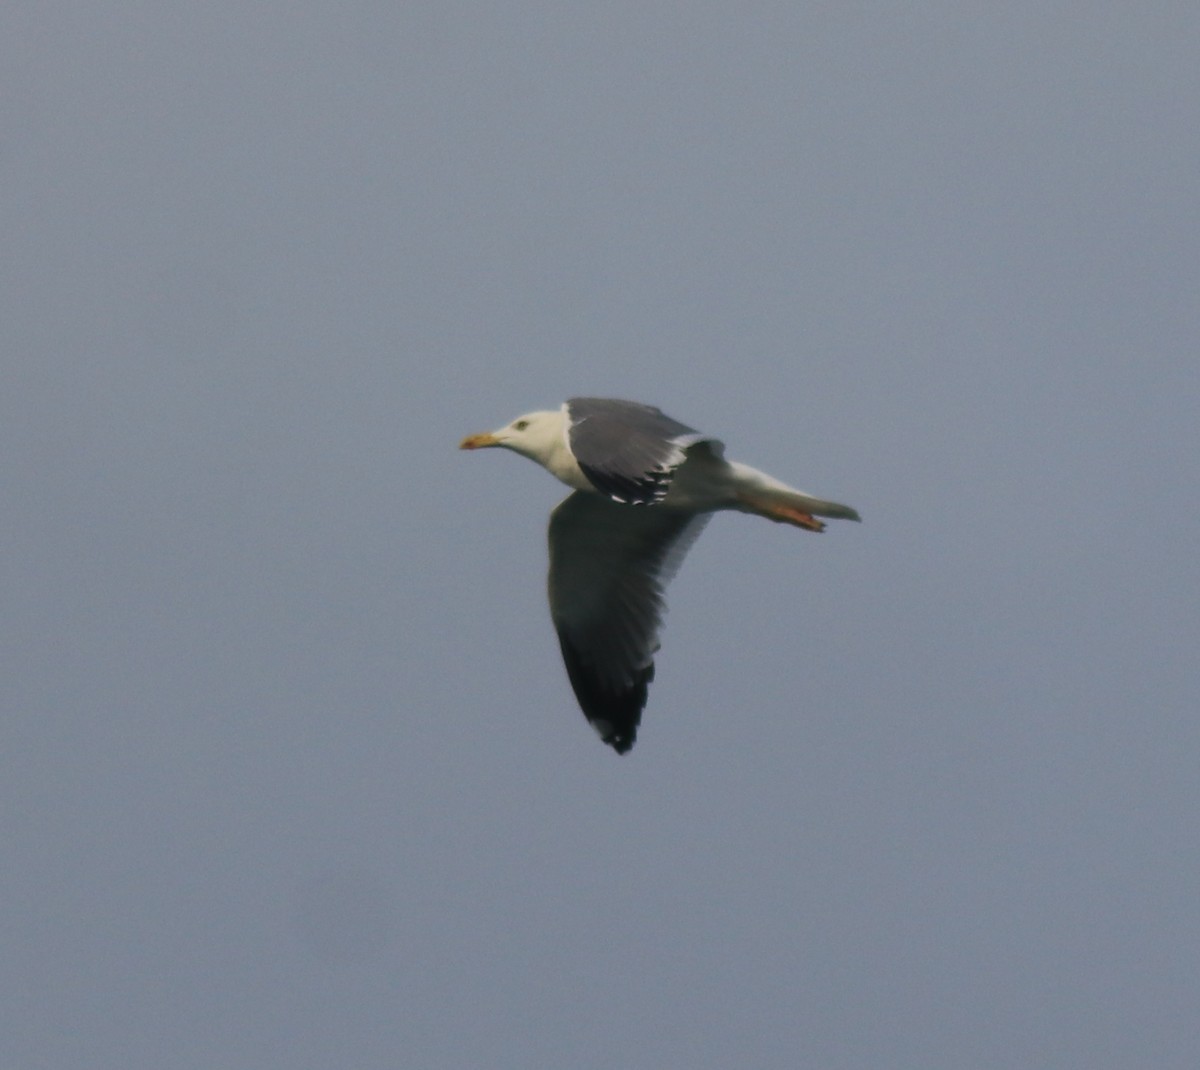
[603,729,636,755]
[558,635,652,755]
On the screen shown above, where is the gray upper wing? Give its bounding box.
[565,397,723,505]
[547,490,709,754]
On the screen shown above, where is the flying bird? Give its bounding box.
[460,397,860,754]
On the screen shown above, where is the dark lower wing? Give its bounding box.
[547,491,709,753]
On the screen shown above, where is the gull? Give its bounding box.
[461,397,859,753]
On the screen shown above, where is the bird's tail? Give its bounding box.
[728,462,861,533]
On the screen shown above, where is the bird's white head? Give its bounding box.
[459,408,566,465]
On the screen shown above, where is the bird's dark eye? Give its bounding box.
[513,420,529,431]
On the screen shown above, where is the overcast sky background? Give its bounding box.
[4,4,1198,1068]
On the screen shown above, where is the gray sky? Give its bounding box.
[4,4,1198,1067]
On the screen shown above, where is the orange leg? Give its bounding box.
[737,494,826,532]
